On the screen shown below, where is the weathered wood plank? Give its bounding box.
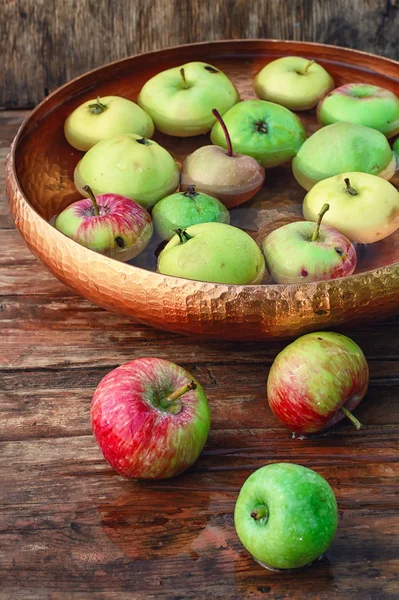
[1,1,398,108]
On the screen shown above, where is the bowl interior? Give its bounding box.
[14,41,399,281]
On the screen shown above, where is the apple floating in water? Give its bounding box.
[210,99,306,168]
[267,331,369,434]
[74,133,180,210]
[292,122,397,191]
[262,203,357,284]
[137,62,239,136]
[152,184,230,241]
[234,463,338,570]
[91,357,211,479]
[54,185,153,261]
[303,172,399,244]
[157,222,266,284]
[180,109,265,208]
[254,56,334,111]
[64,95,154,151]
[317,83,399,138]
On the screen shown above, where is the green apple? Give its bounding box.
[180,109,265,208]
[138,62,239,137]
[152,185,230,241]
[74,134,180,210]
[254,56,334,111]
[210,100,306,168]
[394,137,399,162]
[234,463,338,570]
[157,222,266,284]
[303,172,399,244]
[64,96,154,151]
[262,204,357,284]
[292,122,397,190]
[317,83,399,138]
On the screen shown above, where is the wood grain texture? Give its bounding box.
[2,112,399,598]
[1,0,399,108]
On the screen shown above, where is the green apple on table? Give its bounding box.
[138,62,239,136]
[234,463,338,570]
[210,99,306,168]
[262,203,357,284]
[180,109,265,208]
[254,56,334,111]
[74,133,180,210]
[152,185,230,241]
[64,96,154,151]
[157,222,266,284]
[303,172,399,244]
[317,83,399,138]
[292,122,397,190]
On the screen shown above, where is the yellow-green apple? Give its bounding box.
[210,100,306,168]
[262,204,357,284]
[180,109,265,208]
[234,463,338,570]
[91,357,211,479]
[317,83,399,138]
[254,56,334,111]
[303,172,399,244]
[157,222,266,284]
[54,185,153,261]
[138,62,239,136]
[64,95,154,151]
[152,185,230,241]
[267,331,369,434]
[292,122,397,190]
[74,133,180,210]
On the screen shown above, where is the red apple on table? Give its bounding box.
[91,358,211,479]
[54,185,153,262]
[267,332,369,434]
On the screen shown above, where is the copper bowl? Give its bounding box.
[6,40,399,340]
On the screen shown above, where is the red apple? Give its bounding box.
[54,186,153,262]
[91,358,211,479]
[267,332,369,434]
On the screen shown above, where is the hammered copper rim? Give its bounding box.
[7,40,399,340]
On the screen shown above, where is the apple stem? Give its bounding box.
[159,380,197,413]
[311,203,330,242]
[183,185,198,199]
[82,185,100,216]
[88,97,107,115]
[180,68,189,89]
[251,506,268,521]
[344,178,358,196]
[212,108,233,157]
[174,228,193,244]
[341,406,363,431]
[303,59,315,74]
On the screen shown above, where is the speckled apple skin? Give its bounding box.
[262,222,357,284]
[91,358,211,479]
[54,193,153,261]
[234,463,338,570]
[267,331,369,434]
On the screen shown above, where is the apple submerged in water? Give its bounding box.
[157,222,266,285]
[180,109,265,208]
[254,56,335,111]
[262,203,357,284]
[138,61,239,136]
[267,331,369,434]
[64,95,154,151]
[54,185,153,261]
[210,99,306,168]
[91,358,211,479]
[234,463,338,570]
[317,83,399,138]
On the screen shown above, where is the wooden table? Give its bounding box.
[1,111,398,599]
